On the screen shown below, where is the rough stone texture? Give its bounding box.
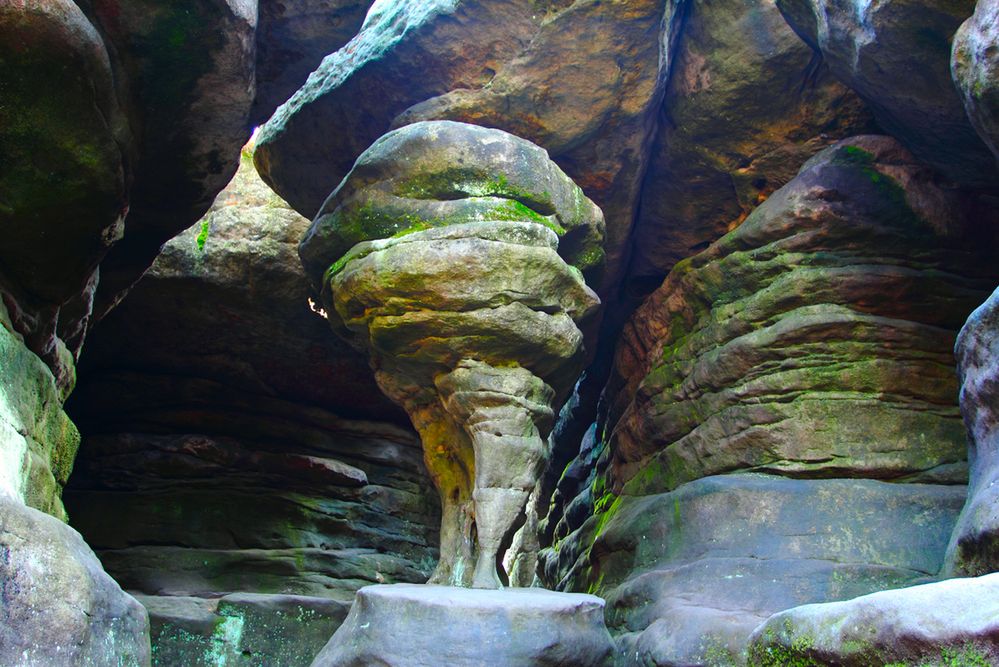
[609,136,993,490]
[0,496,151,667]
[0,302,79,521]
[776,0,998,188]
[748,573,999,666]
[628,0,875,285]
[310,584,614,667]
[946,286,999,577]
[304,121,602,587]
[253,0,374,124]
[0,0,129,382]
[952,0,999,164]
[83,0,258,321]
[540,136,996,666]
[137,593,350,667]
[257,0,683,291]
[65,149,439,657]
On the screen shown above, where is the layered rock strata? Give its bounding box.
[301,121,604,587]
[542,136,997,665]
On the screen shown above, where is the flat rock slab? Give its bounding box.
[310,584,614,666]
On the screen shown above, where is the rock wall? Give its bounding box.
[64,149,440,664]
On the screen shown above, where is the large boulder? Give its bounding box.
[256,0,683,291]
[540,136,998,665]
[310,584,614,667]
[628,0,874,285]
[952,0,999,163]
[253,0,375,124]
[82,0,258,320]
[0,0,129,380]
[946,286,999,576]
[748,573,999,666]
[776,0,998,188]
[0,496,150,666]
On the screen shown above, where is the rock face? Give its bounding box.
[302,121,603,588]
[257,0,682,290]
[628,0,874,285]
[776,0,998,188]
[541,136,997,665]
[946,286,999,576]
[952,0,999,163]
[65,148,440,661]
[748,573,999,666]
[0,496,151,667]
[310,584,614,667]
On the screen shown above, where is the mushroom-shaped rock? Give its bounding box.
[300,121,604,588]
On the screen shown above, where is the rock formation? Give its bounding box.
[952,0,999,163]
[541,135,998,664]
[300,120,604,588]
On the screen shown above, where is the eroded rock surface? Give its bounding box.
[946,286,999,576]
[776,0,997,187]
[0,496,151,667]
[541,136,997,665]
[257,0,681,290]
[748,573,999,666]
[628,0,874,285]
[952,0,999,163]
[302,121,603,587]
[310,584,614,667]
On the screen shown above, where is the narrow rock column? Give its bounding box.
[437,361,555,588]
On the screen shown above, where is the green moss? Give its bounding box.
[195,219,210,251]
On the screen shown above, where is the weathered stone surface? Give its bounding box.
[64,148,439,656]
[306,121,602,587]
[0,0,129,377]
[946,286,999,577]
[138,593,350,667]
[257,0,682,290]
[609,136,993,490]
[253,0,374,124]
[952,0,999,164]
[84,0,258,319]
[551,474,964,666]
[540,136,995,665]
[776,0,998,187]
[311,584,614,667]
[0,305,79,521]
[628,0,874,284]
[748,573,999,666]
[0,496,151,666]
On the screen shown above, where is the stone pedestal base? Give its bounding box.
[310,584,614,667]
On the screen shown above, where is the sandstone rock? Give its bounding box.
[952,0,999,163]
[748,573,999,666]
[304,121,602,587]
[0,496,151,666]
[559,474,964,666]
[776,0,998,187]
[253,0,374,124]
[257,0,682,290]
[84,0,258,320]
[138,592,350,666]
[0,308,79,521]
[310,584,614,667]
[628,0,874,284]
[64,148,439,655]
[540,136,996,665]
[0,0,129,373]
[947,286,999,576]
[610,136,994,490]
